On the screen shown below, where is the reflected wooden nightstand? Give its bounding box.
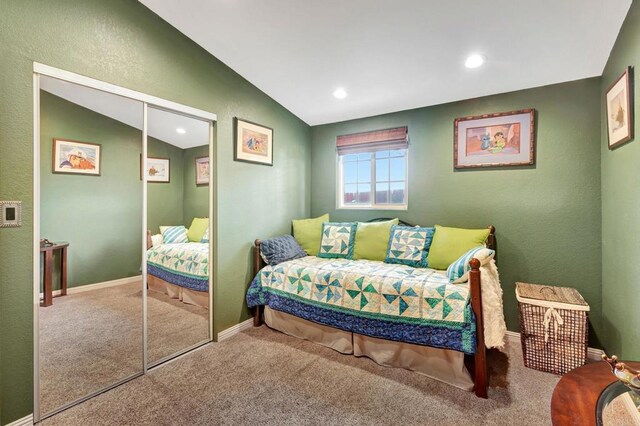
[40,242,69,307]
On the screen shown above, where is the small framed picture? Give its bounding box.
[52,139,101,176]
[195,156,210,186]
[606,66,634,149]
[141,155,170,183]
[454,109,535,169]
[234,117,273,166]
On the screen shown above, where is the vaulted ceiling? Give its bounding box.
[140,0,631,125]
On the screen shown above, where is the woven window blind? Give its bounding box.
[336,126,408,155]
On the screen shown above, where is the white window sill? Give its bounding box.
[337,204,408,211]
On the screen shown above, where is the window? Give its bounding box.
[337,127,408,210]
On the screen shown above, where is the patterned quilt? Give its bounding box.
[147,243,209,292]
[247,257,476,354]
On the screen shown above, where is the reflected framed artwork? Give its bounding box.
[454,109,535,169]
[195,156,210,186]
[141,155,170,183]
[234,117,273,166]
[52,139,101,176]
[606,66,634,149]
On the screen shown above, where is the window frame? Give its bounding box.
[336,147,409,211]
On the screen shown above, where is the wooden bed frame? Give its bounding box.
[251,223,496,398]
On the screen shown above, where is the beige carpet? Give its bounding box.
[39,281,208,415]
[41,325,560,425]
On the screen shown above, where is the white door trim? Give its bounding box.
[33,62,217,122]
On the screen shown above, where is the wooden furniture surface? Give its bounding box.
[40,242,69,307]
[252,221,496,398]
[551,360,640,425]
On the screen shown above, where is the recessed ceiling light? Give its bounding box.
[176,127,186,134]
[465,54,485,69]
[333,88,347,99]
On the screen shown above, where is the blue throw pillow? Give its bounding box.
[446,246,495,283]
[317,222,358,259]
[260,235,307,266]
[385,225,435,268]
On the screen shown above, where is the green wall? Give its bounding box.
[0,1,311,423]
[310,78,603,345]
[147,137,187,233]
[40,92,144,288]
[600,0,640,360]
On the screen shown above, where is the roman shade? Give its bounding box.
[336,126,408,154]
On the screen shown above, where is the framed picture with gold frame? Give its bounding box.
[454,109,535,169]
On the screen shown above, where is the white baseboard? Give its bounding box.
[504,330,604,361]
[6,414,33,426]
[40,275,141,298]
[217,318,254,341]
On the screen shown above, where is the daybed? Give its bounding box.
[247,221,504,398]
[146,230,210,309]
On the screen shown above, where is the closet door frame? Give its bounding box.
[32,63,217,422]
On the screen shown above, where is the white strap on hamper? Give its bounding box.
[542,307,564,342]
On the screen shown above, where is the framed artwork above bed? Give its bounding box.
[454,109,535,169]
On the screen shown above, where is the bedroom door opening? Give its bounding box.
[33,63,216,422]
[145,106,213,367]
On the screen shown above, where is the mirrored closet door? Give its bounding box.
[35,66,215,422]
[38,76,145,416]
[145,106,211,366]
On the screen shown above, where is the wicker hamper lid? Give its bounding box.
[515,282,590,311]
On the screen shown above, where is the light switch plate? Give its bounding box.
[0,201,22,228]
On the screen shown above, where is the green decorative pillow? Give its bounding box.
[317,222,357,259]
[426,225,491,270]
[354,219,400,261]
[187,217,209,242]
[292,213,329,256]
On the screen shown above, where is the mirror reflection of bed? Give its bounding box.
[145,106,211,365]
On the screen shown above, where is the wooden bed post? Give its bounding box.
[253,239,264,327]
[486,225,496,263]
[146,230,153,250]
[469,257,488,398]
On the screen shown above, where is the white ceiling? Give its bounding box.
[139,0,631,126]
[41,76,209,149]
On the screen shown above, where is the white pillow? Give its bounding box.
[151,234,164,247]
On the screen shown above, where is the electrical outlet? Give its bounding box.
[0,201,22,228]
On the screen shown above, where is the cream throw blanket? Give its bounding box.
[478,259,507,349]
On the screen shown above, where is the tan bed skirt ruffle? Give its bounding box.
[264,306,473,390]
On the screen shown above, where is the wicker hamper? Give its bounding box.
[516,282,590,375]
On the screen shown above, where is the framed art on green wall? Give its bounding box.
[454,109,535,169]
[606,66,634,149]
[195,156,210,185]
[234,117,273,166]
[141,155,170,183]
[52,138,101,176]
